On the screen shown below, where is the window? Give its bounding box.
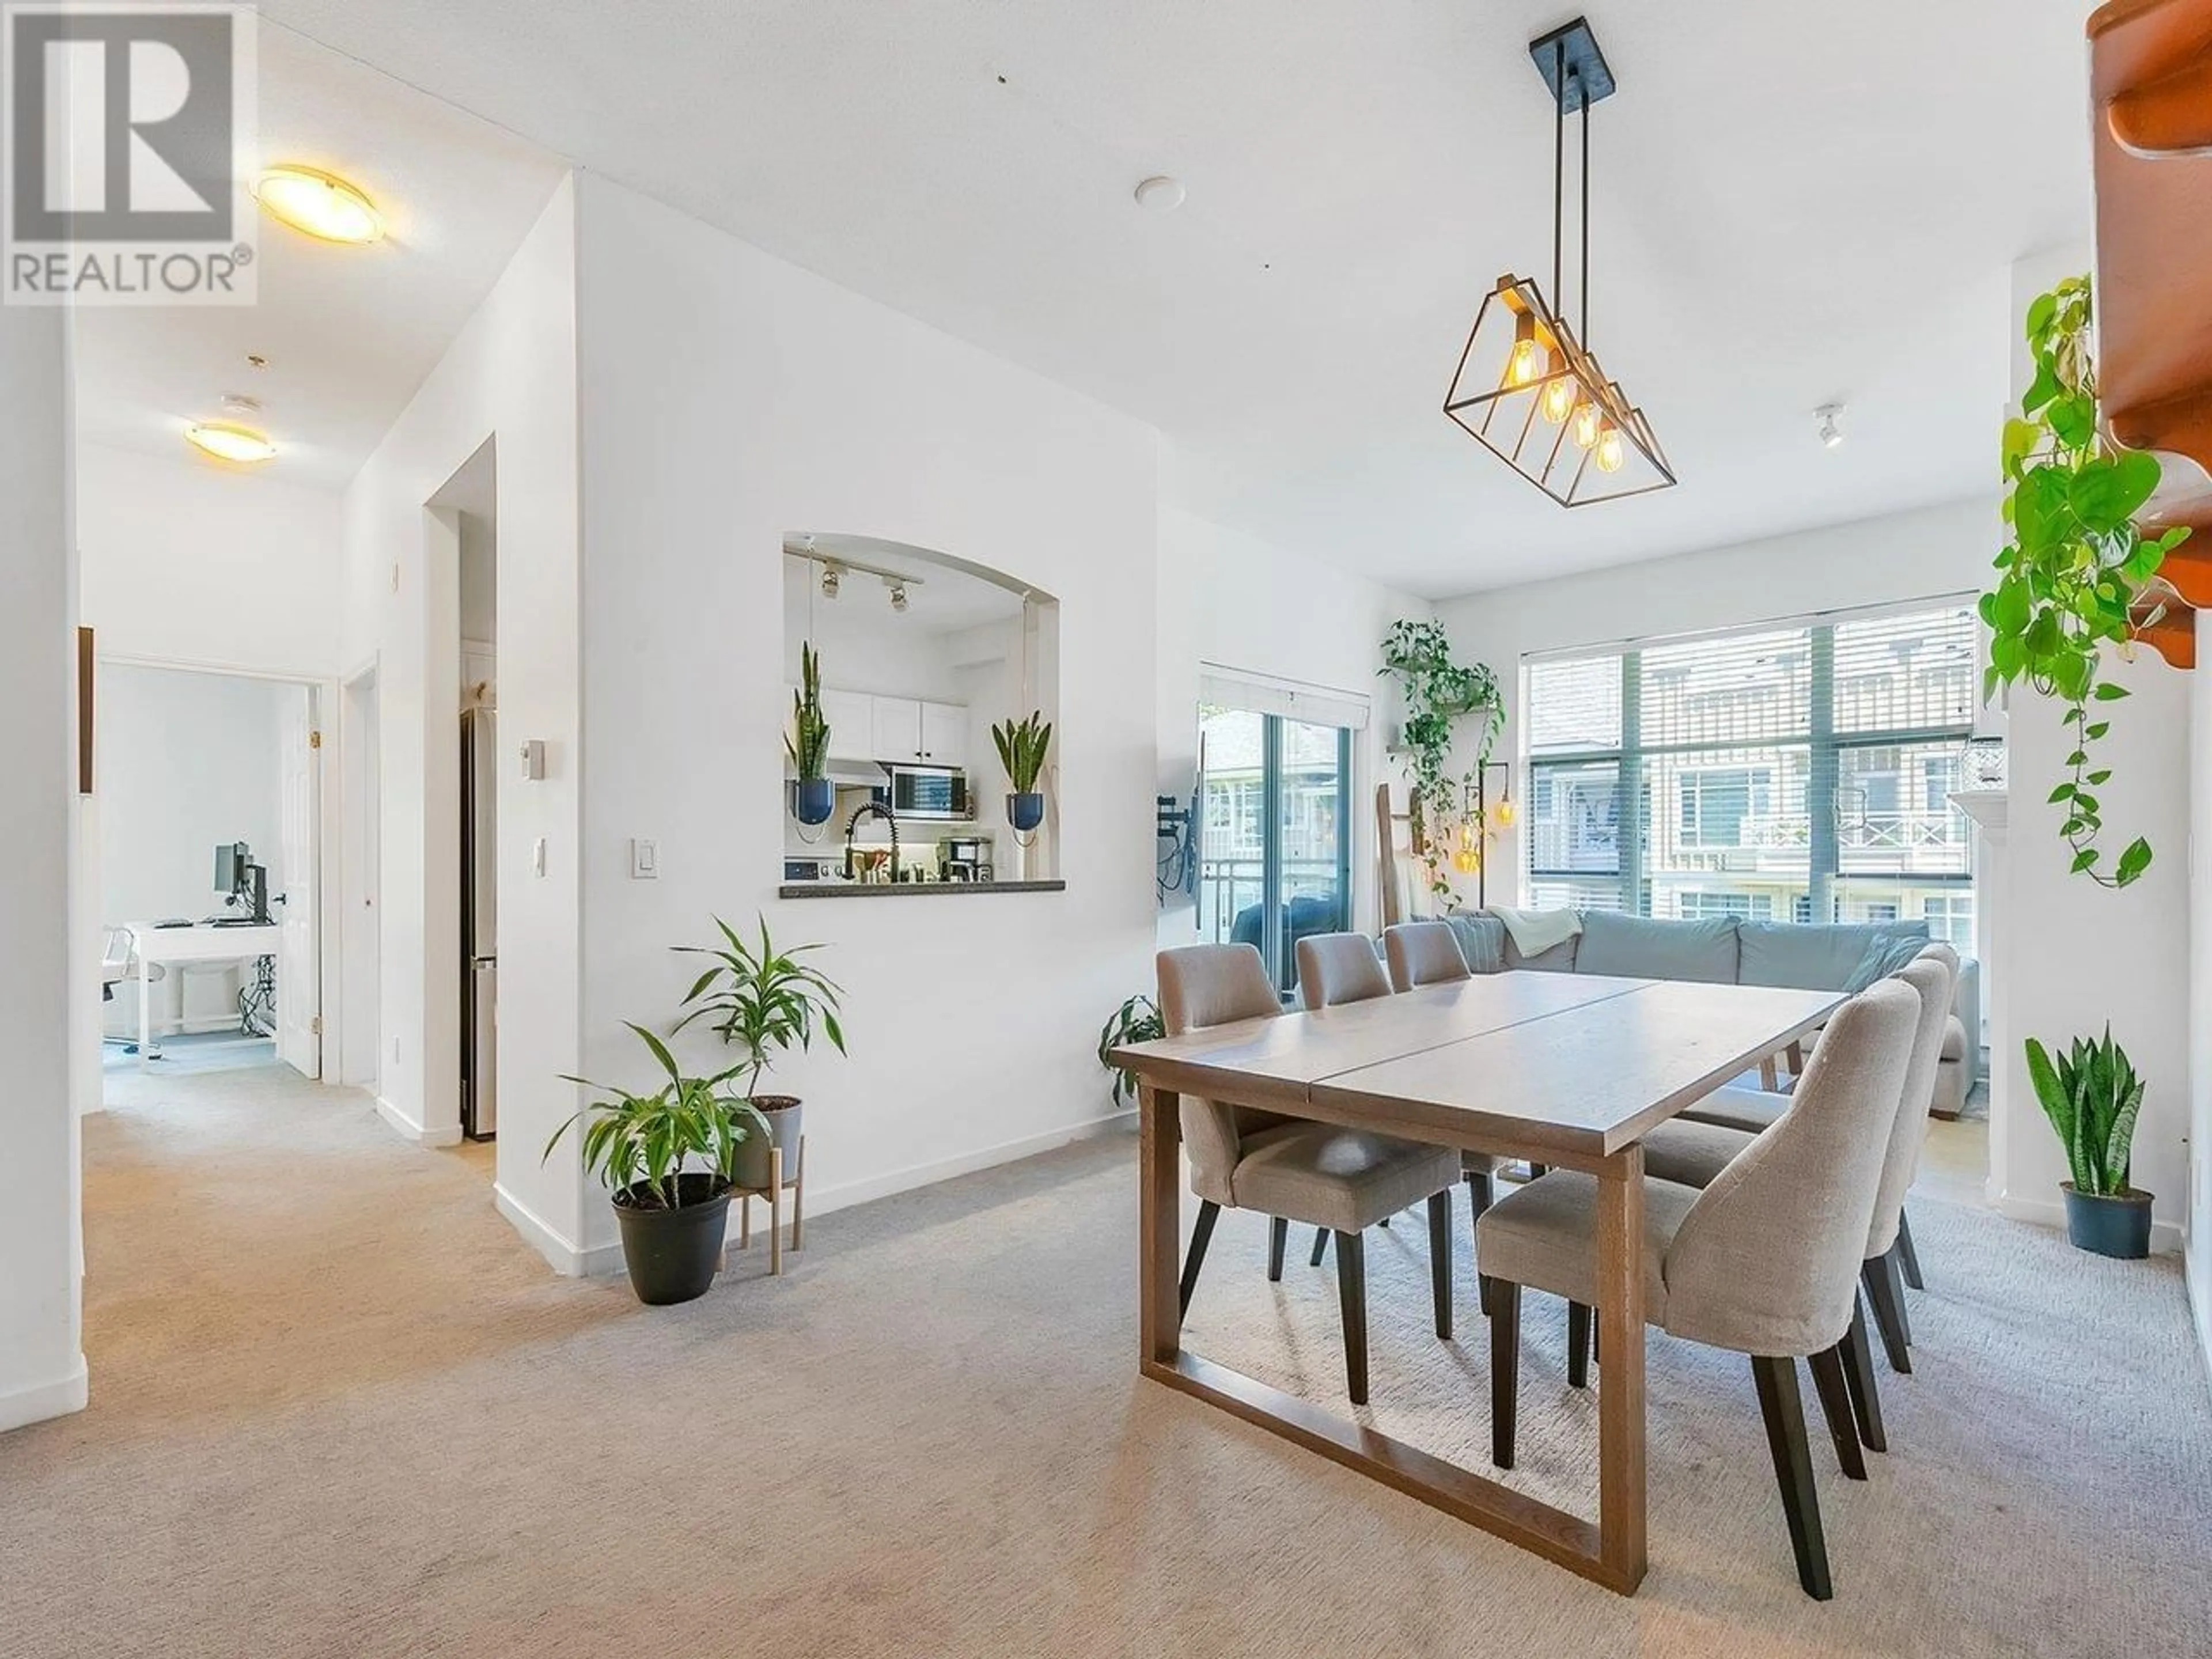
[1526,603,1978,926]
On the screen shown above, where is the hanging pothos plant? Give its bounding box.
[1983,274,2190,890]
[1379,619,1502,900]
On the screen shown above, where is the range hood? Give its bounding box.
[823,757,889,786]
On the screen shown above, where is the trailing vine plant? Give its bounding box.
[1378,619,1502,900]
[1984,274,2188,889]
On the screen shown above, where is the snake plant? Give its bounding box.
[2025,1026,2145,1198]
[786,641,831,779]
[992,711,1053,793]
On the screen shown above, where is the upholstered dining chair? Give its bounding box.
[1383,921,1519,1274]
[1476,978,1922,1599]
[1160,943,1462,1405]
[1657,948,1958,1389]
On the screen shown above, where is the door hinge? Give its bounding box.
[309,729,323,749]
[310,1015,323,1035]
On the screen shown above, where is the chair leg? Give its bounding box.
[1839,1291,1888,1453]
[1806,1344,1868,1480]
[1751,1355,1833,1601]
[1309,1228,1330,1267]
[1490,1280,1521,1469]
[1527,1162,1548,1180]
[1179,1200,1220,1319]
[1267,1216,1287,1283]
[1426,1191,1453,1340]
[1567,1301,1592,1389]
[1334,1230,1369,1406]
[1896,1209,1925,1291]
[1861,1250,1913,1374]
[1467,1171,1495,1316]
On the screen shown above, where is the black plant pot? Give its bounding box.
[2061,1183,2153,1260]
[612,1173,732,1304]
[793,777,835,826]
[735,1096,802,1192]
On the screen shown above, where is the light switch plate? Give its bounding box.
[631,838,658,880]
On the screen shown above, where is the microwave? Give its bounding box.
[876,766,971,822]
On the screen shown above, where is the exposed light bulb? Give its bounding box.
[1571,400,1603,450]
[1492,794,1517,830]
[1540,373,1578,425]
[1501,313,1543,391]
[1594,422,1626,474]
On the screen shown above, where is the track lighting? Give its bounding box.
[888,580,910,613]
[821,564,843,600]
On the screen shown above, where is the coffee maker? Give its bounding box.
[940,834,991,883]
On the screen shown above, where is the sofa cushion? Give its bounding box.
[1842,930,1931,992]
[1574,911,1739,983]
[1737,918,1930,991]
[1502,930,1578,973]
[1941,1014,1967,1063]
[1440,914,1508,975]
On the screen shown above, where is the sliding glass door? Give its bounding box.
[1199,706,1353,999]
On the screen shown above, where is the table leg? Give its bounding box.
[1139,1084,1182,1366]
[1596,1143,1648,1593]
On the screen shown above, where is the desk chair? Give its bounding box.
[100,928,164,1054]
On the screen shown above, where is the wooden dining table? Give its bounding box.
[1111,968,1845,1595]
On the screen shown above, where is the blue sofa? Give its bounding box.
[1442,910,1980,1118]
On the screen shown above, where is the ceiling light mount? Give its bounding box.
[1442,16,1675,506]
[1816,403,1845,448]
[1134,175,1186,211]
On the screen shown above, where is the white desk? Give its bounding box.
[123,922,283,1067]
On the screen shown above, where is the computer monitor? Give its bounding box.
[214,842,248,899]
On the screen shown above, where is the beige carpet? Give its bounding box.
[5,1063,2209,1658]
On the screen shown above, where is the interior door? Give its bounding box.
[276,683,322,1077]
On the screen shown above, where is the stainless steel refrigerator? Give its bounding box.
[461,706,498,1139]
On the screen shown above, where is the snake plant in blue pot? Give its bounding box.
[994,711,1051,833]
[787,643,835,826]
[2026,1025,2152,1259]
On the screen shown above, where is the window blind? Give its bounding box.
[1199,666,1370,732]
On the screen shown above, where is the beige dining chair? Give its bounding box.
[1160,942,1461,1405]
[1382,922,1518,1279]
[1654,947,1958,1393]
[1291,933,1451,1316]
[1476,978,1922,1600]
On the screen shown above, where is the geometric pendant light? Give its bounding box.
[1444,16,1677,506]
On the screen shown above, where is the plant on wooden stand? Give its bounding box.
[2025,1025,2153,1259]
[1983,274,2190,889]
[543,1023,771,1305]
[675,914,847,1194]
[1378,619,1502,902]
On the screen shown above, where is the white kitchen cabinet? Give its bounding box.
[918,700,966,768]
[819,688,874,760]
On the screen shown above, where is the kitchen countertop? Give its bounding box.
[779,880,1066,899]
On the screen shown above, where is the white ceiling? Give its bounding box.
[244,1,2090,594]
[73,25,569,491]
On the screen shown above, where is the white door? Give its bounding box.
[919,701,966,767]
[870,696,923,762]
[276,684,321,1077]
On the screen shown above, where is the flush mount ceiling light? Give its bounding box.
[1816,403,1845,448]
[253,164,384,245]
[1134,175,1185,211]
[1443,17,1675,506]
[184,394,276,464]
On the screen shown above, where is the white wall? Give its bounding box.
[563,171,1156,1267]
[2191,609,2212,1357]
[1434,497,1999,908]
[97,666,287,1033]
[778,559,974,708]
[1154,507,1429,947]
[76,441,343,679]
[338,170,581,1260]
[1,304,85,1433]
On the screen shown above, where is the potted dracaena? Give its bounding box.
[2025,1025,2152,1259]
[993,711,1052,833]
[675,915,847,1194]
[787,642,835,826]
[543,1023,772,1305]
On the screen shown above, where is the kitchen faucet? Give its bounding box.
[843,800,902,882]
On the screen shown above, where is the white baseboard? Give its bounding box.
[1990,1189,2184,1256]
[493,1181,593,1278]
[373,1094,463,1149]
[0,1356,88,1434]
[800,1107,1135,1221]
